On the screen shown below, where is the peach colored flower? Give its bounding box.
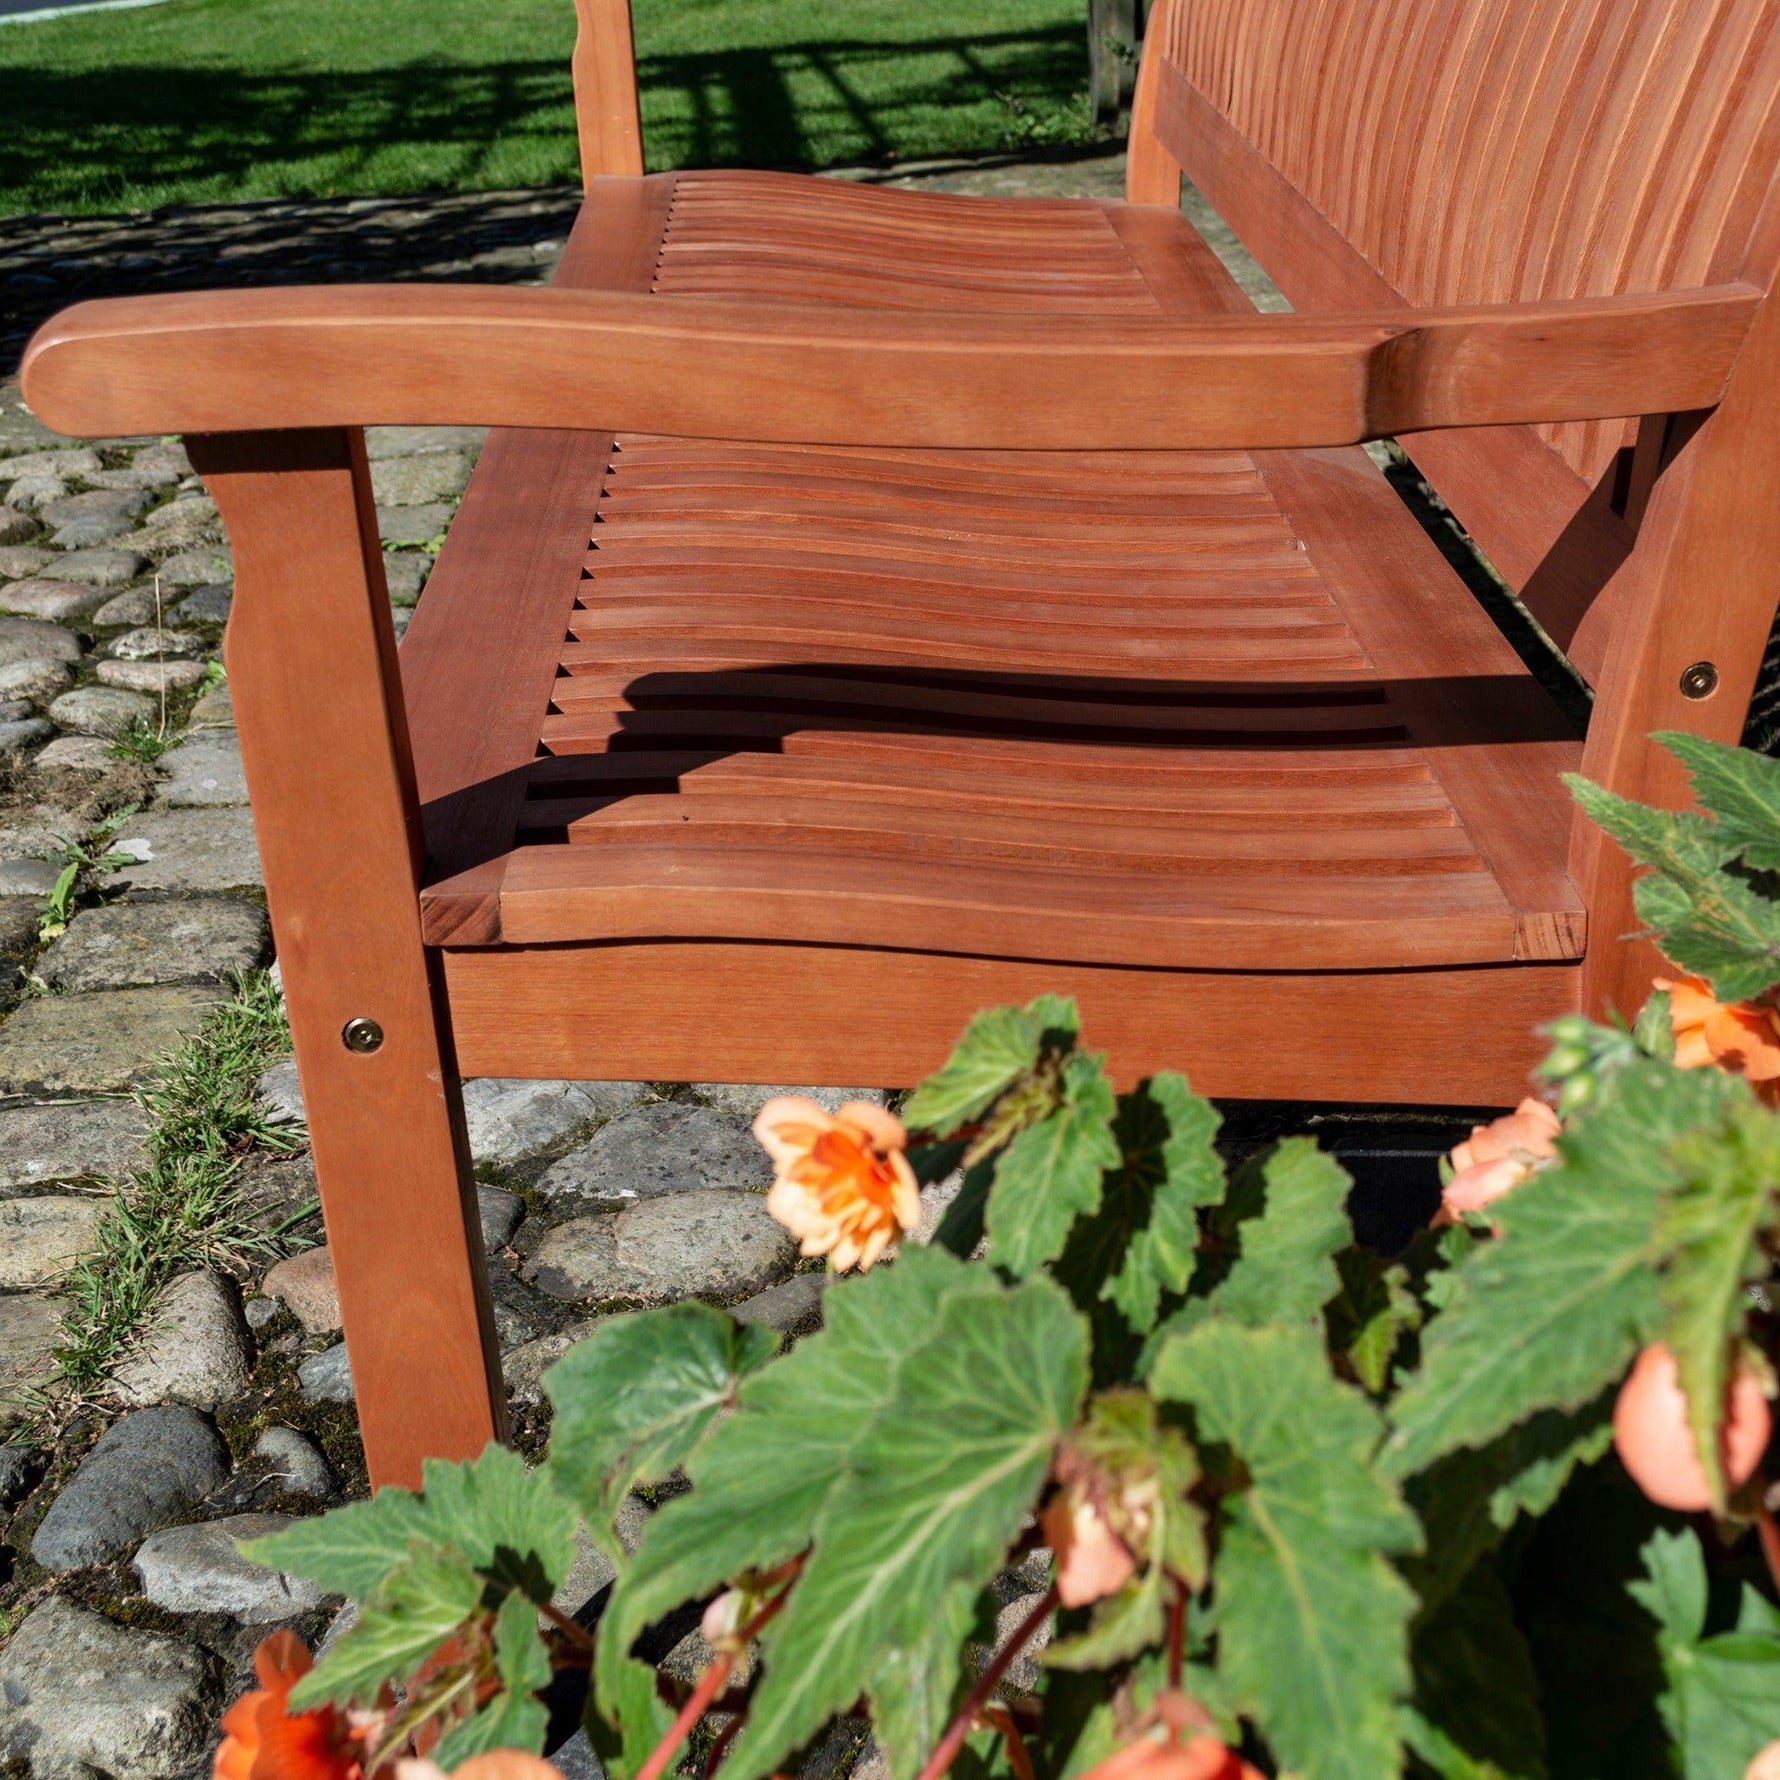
[397,1757,561,1780]
[1659,975,1780,1096]
[216,1632,366,1780]
[1744,1742,1780,1780]
[755,1096,921,1273]
[1440,1098,1561,1220]
[1078,1733,1262,1780]
[1041,1483,1138,1608]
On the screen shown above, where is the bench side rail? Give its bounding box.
[19,281,1760,451]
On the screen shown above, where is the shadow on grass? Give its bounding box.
[0,26,1090,215]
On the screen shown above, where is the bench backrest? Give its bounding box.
[1133,0,1780,683]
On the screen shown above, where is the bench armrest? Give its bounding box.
[20,281,1760,451]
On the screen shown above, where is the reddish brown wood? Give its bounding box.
[572,0,644,179]
[192,428,503,1491]
[440,941,1578,1108]
[19,280,1758,452]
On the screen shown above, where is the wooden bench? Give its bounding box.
[20,0,1780,1488]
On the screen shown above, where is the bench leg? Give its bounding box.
[193,427,505,1490]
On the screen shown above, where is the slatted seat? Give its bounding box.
[23,0,1780,1484]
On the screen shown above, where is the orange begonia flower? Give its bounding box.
[1658,975,1780,1095]
[216,1632,365,1780]
[1078,1733,1263,1780]
[397,1756,563,1780]
[754,1096,921,1273]
[1040,1485,1138,1608]
[1440,1098,1561,1220]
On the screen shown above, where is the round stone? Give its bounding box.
[0,656,73,700]
[0,858,59,898]
[0,506,36,546]
[110,626,207,661]
[97,658,207,693]
[110,1269,254,1410]
[0,617,84,667]
[251,1426,334,1499]
[0,718,52,756]
[0,579,109,622]
[535,1101,769,1206]
[49,684,156,736]
[0,1194,103,1288]
[133,1511,322,1622]
[298,1342,354,1404]
[261,1245,340,1334]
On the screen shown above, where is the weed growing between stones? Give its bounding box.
[42,971,302,1419]
[107,716,174,767]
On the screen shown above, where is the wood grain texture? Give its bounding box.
[193,429,503,1490]
[572,0,644,179]
[441,941,1578,1108]
[18,277,1757,451]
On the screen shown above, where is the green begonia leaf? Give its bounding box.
[987,1050,1120,1277]
[902,998,1077,1136]
[1384,1061,1748,1480]
[721,1274,1088,1780]
[292,1540,484,1711]
[1658,729,1780,872]
[1209,1138,1353,1329]
[546,1301,778,1546]
[595,1247,979,1716]
[1152,1320,1420,1780]
[252,1442,577,1613]
[1654,1104,1780,1508]
[866,1579,980,1780]
[431,1589,554,1766]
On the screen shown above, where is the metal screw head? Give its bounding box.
[1680,661,1720,700]
[341,1017,384,1054]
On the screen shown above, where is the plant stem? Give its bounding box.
[537,1598,595,1653]
[1757,1499,1780,1597]
[636,1654,735,1780]
[912,1586,1059,1780]
[705,1711,745,1777]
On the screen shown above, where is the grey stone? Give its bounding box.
[88,467,182,493]
[107,806,263,892]
[112,1269,253,1409]
[378,502,455,545]
[91,584,160,626]
[524,1191,797,1305]
[382,554,431,605]
[390,606,413,640]
[0,617,83,667]
[0,1444,34,1504]
[0,700,29,723]
[552,1520,618,1618]
[488,1261,568,1351]
[31,1406,230,1571]
[49,684,156,736]
[0,984,227,1094]
[134,1511,322,1622]
[0,506,36,546]
[0,546,53,579]
[0,578,109,621]
[170,582,232,624]
[188,679,233,727]
[255,1056,305,1126]
[32,735,115,771]
[3,477,68,514]
[0,1098,151,1188]
[536,1102,768,1206]
[479,1184,524,1249]
[694,1083,889,1118]
[252,1426,334,1498]
[462,1076,650,1169]
[156,547,233,588]
[972,1592,1054,1696]
[159,730,247,806]
[0,447,102,480]
[913,1172,965,1247]
[502,1320,597,1406]
[298,1341,354,1404]
[98,658,207,693]
[111,625,206,661]
[133,442,193,477]
[0,897,39,951]
[38,898,269,993]
[52,513,136,549]
[732,1271,827,1334]
[0,719,53,756]
[0,1596,215,1779]
[0,857,59,895]
[132,495,220,552]
[0,1293,62,1426]
[244,1296,281,1331]
[550,1731,605,1780]
[371,451,474,507]
[39,489,152,529]
[0,657,72,700]
[0,1193,103,1287]
[54,547,149,588]
[365,424,486,460]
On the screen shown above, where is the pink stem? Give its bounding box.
[912,1587,1059,1780]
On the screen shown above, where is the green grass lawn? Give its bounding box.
[0,0,1096,215]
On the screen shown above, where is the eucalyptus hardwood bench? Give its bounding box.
[21,0,1780,1487]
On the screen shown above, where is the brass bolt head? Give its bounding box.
[341,1017,384,1054]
